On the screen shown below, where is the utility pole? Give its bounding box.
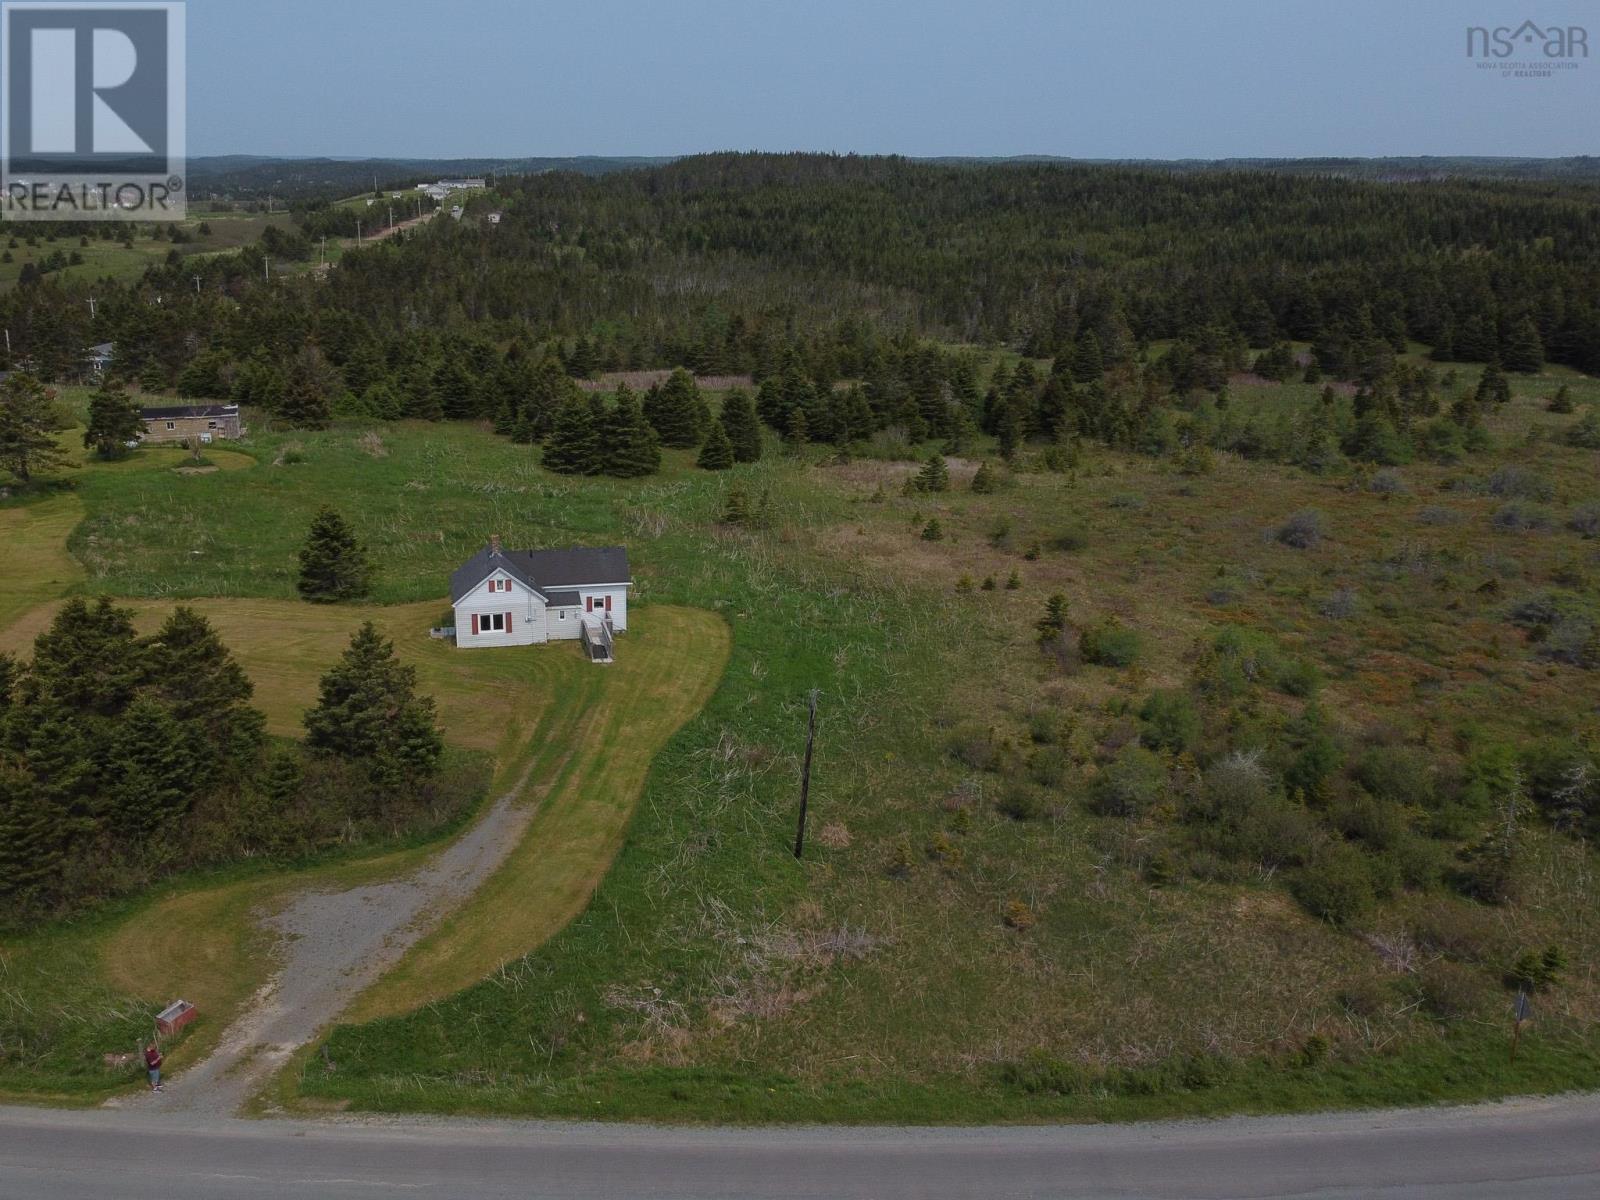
[793,690,819,859]
[355,220,362,246]
[319,235,326,265]
[4,329,10,354]
[87,296,97,319]
[192,274,201,294]
[264,257,269,282]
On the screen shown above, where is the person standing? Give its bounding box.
[144,1042,164,1092]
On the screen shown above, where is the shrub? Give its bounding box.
[1417,505,1462,526]
[1275,509,1326,550]
[1003,899,1036,930]
[1088,744,1167,818]
[1027,710,1060,745]
[1567,503,1600,539]
[1139,689,1200,753]
[1367,469,1409,496]
[1507,944,1567,992]
[1415,960,1488,1021]
[1337,978,1393,1019]
[920,518,944,541]
[1049,525,1089,553]
[1480,466,1554,502]
[1080,621,1142,668]
[1328,794,1410,852]
[1026,747,1068,788]
[1319,587,1359,620]
[995,782,1047,821]
[1196,626,1320,699]
[1291,843,1376,926]
[948,727,1002,772]
[1491,502,1554,534]
[1564,409,1600,449]
[1352,745,1436,810]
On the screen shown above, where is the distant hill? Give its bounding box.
[186,155,674,201]
[187,154,1600,203]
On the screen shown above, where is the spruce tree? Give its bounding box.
[280,353,332,429]
[142,607,265,776]
[920,518,943,541]
[697,420,735,470]
[83,379,144,460]
[785,406,809,450]
[0,765,63,910]
[30,597,143,717]
[0,373,69,483]
[1036,593,1069,641]
[542,395,600,474]
[970,461,997,494]
[297,507,372,602]
[304,622,443,786]
[644,368,706,448]
[600,385,662,478]
[722,482,752,525]
[912,454,950,493]
[109,696,195,841]
[1476,363,1511,405]
[1502,316,1544,374]
[1548,385,1574,414]
[719,390,763,462]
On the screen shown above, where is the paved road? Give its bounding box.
[2,1095,1598,1199]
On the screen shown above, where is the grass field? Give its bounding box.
[0,212,293,288]
[0,430,730,1103]
[6,361,1600,1121]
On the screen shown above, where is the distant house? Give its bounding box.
[449,537,631,661]
[486,212,503,225]
[84,342,115,376]
[139,403,244,444]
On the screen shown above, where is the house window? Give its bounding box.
[207,421,218,429]
[482,612,505,632]
[165,421,175,430]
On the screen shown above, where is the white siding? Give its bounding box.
[454,569,545,648]
[577,586,629,632]
[547,606,582,641]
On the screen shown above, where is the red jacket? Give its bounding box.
[144,1047,163,1070]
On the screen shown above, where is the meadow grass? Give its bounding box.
[7,367,1600,1121]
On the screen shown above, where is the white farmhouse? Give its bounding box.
[450,537,631,662]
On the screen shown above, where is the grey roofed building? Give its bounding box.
[448,542,631,604]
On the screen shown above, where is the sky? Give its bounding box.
[184,0,1600,159]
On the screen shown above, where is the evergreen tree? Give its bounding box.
[722,482,752,525]
[644,368,706,448]
[109,696,194,841]
[141,607,265,778]
[697,420,735,470]
[970,461,998,494]
[1071,332,1105,382]
[280,351,333,429]
[1475,362,1511,405]
[719,390,764,462]
[1502,316,1544,374]
[1036,593,1069,641]
[599,385,662,477]
[1547,385,1574,414]
[82,379,144,460]
[542,395,600,474]
[29,597,142,717]
[920,518,943,541]
[909,453,950,493]
[297,507,372,602]
[0,373,69,483]
[304,622,443,786]
[785,406,810,450]
[0,765,63,909]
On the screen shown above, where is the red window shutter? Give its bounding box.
[505,580,512,592]
[604,595,612,612]
[586,597,593,613]
[471,613,479,635]
[507,611,513,633]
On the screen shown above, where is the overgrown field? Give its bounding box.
[5,360,1600,1119]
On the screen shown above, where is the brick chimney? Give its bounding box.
[489,534,502,555]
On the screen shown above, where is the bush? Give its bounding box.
[1491,502,1554,534]
[1291,842,1376,926]
[1139,689,1199,753]
[1507,944,1567,992]
[1480,465,1554,502]
[1415,960,1489,1021]
[1080,621,1142,668]
[1564,409,1600,449]
[1049,525,1089,553]
[1352,745,1437,810]
[1195,626,1320,699]
[1568,503,1600,539]
[948,727,1003,772]
[1088,744,1167,817]
[1026,747,1069,788]
[1367,469,1409,496]
[1275,509,1326,550]
[995,782,1047,821]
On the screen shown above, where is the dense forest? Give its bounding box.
[3,154,1599,478]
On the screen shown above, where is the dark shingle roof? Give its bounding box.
[450,544,629,605]
[140,404,237,420]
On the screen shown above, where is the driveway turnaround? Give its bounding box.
[2,1094,1598,1199]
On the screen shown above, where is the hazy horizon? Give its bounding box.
[187,0,1599,160]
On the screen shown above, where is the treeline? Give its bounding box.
[0,601,468,927]
[3,154,1597,420]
